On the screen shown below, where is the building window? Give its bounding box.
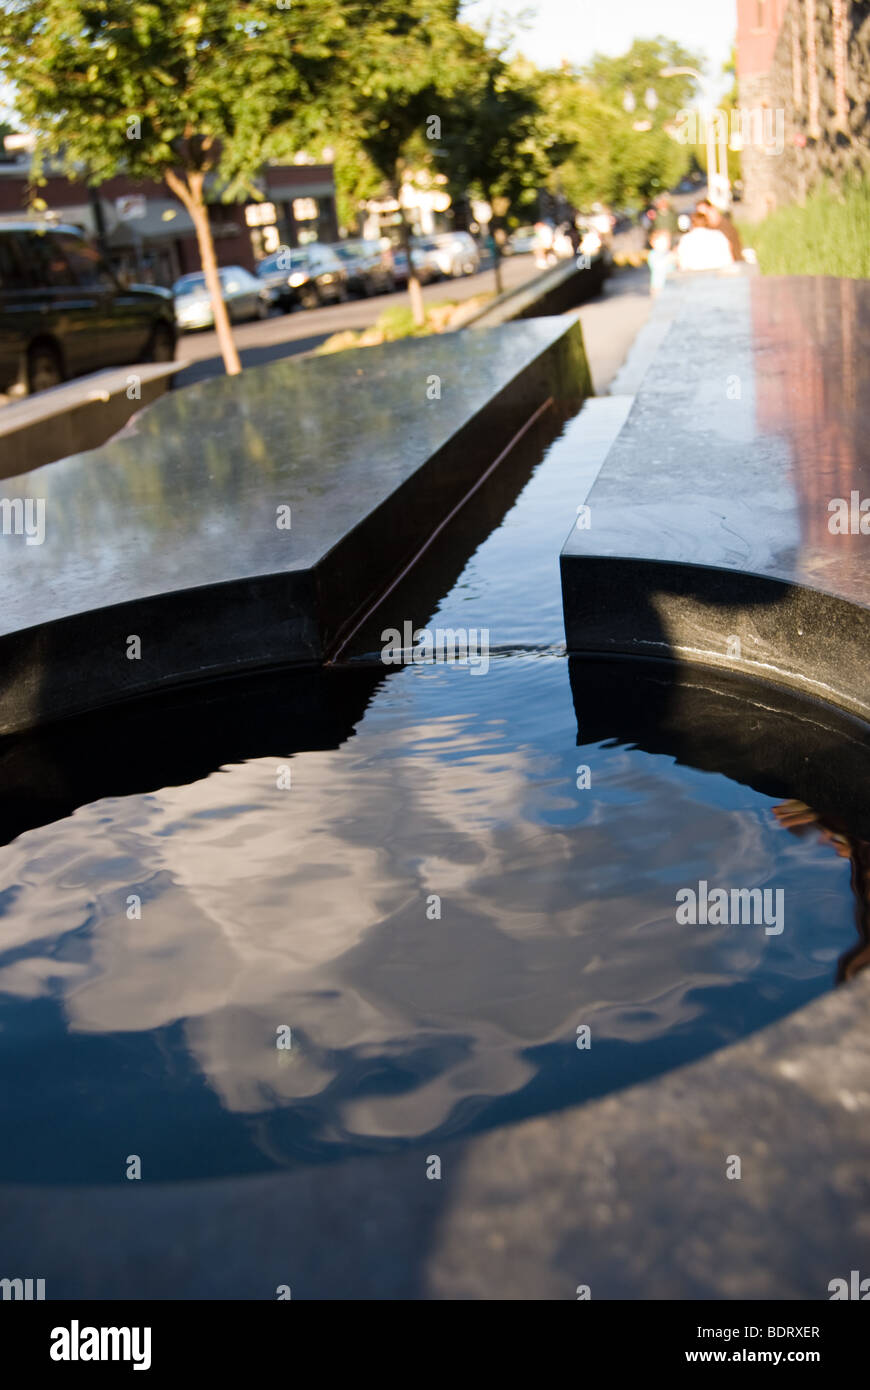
[755,0,765,31]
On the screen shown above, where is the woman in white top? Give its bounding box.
[676,213,734,271]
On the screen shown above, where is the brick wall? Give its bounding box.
[740,0,870,219]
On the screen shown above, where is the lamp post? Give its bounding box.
[660,65,730,208]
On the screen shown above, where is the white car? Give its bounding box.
[173,266,271,331]
[423,231,481,278]
[505,226,538,255]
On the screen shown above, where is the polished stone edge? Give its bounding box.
[562,272,870,724]
[464,255,609,328]
[0,320,591,737]
[0,571,322,737]
[0,361,182,478]
[567,653,870,840]
[1,954,866,1300]
[560,553,870,724]
[316,322,591,659]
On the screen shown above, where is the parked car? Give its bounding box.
[408,238,446,284]
[504,225,538,256]
[413,231,481,279]
[384,243,435,287]
[173,266,271,331]
[255,244,348,311]
[381,234,477,287]
[329,239,396,296]
[0,220,176,399]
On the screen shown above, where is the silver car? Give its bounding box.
[425,231,481,278]
[173,266,271,331]
[408,238,445,284]
[504,226,538,256]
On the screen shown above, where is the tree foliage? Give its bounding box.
[0,0,355,371]
[0,4,719,360]
[320,0,473,321]
[535,37,703,209]
[0,0,352,194]
[436,32,542,290]
[440,41,543,216]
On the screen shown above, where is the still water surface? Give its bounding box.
[0,407,866,1182]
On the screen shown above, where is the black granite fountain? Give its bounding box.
[0,275,867,1299]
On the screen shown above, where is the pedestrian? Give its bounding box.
[676,212,734,271]
[653,193,679,237]
[647,229,675,295]
[534,219,555,268]
[696,199,744,262]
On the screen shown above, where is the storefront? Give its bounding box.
[259,165,339,253]
[0,156,339,285]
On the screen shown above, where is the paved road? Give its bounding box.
[173,252,544,390]
[174,255,654,397]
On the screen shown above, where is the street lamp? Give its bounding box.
[660,65,730,208]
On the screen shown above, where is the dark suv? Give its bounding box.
[0,221,176,398]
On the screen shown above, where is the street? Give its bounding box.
[172,252,545,389]
[172,255,653,395]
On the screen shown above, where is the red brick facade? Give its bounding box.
[0,163,338,286]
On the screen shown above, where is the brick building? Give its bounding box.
[736,0,870,220]
[0,156,339,287]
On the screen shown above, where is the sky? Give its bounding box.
[464,0,738,98]
[0,0,738,127]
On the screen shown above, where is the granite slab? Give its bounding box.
[0,360,183,477]
[561,275,870,721]
[0,318,590,735]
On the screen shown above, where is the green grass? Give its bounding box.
[316,303,430,355]
[371,304,426,340]
[317,294,493,354]
[738,178,870,278]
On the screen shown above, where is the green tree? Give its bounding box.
[328,134,383,235]
[441,39,543,295]
[326,0,471,326]
[535,38,702,211]
[0,0,354,374]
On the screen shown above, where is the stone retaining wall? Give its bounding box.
[742,0,870,219]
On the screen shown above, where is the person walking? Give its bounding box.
[676,211,734,271]
[653,193,679,237]
[647,229,675,295]
[696,199,744,262]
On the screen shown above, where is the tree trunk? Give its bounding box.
[408,267,425,327]
[486,191,504,296]
[166,168,241,377]
[395,195,425,328]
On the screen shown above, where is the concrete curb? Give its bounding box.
[0,361,183,477]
